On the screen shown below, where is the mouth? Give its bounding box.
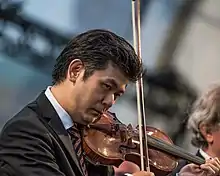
[90,109,103,123]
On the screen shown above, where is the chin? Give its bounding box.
[82,116,95,125]
[82,111,100,124]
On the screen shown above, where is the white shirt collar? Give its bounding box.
[45,86,73,130]
[199,148,212,160]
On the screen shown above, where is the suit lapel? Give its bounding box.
[31,91,84,176]
[48,114,84,176]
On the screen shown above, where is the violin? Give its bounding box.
[82,111,205,176]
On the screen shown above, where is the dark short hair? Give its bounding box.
[52,29,143,84]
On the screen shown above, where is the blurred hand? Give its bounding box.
[114,162,154,176]
[114,161,140,175]
[200,157,220,175]
[133,171,155,176]
[179,157,220,176]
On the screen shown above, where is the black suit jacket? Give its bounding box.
[0,92,114,176]
[169,150,204,176]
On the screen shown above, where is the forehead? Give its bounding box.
[91,64,129,86]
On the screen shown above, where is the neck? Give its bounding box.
[203,146,219,158]
[50,83,76,118]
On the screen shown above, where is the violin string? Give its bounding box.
[147,135,204,165]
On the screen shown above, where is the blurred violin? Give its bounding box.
[82,111,205,176]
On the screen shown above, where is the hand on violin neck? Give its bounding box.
[179,157,220,176]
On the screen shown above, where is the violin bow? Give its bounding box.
[131,0,150,172]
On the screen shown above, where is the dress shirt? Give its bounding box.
[199,148,212,160]
[45,86,73,130]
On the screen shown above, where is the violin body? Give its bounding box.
[82,112,178,176]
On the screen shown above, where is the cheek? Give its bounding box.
[87,89,101,103]
[213,132,220,145]
[81,88,99,105]
[76,83,103,108]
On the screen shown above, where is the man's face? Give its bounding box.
[201,124,220,157]
[67,61,128,125]
[210,127,220,157]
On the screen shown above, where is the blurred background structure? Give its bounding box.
[0,0,220,153]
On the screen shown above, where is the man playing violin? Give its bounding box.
[0,29,219,176]
[172,84,220,176]
[0,29,153,176]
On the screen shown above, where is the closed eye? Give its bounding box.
[103,83,112,90]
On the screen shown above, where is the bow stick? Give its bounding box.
[131,0,150,172]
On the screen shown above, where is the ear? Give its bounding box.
[67,59,84,83]
[199,123,214,144]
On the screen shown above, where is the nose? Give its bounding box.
[102,94,115,109]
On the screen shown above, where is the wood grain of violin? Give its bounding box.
[82,111,205,176]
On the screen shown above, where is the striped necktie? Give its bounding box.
[67,124,88,176]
